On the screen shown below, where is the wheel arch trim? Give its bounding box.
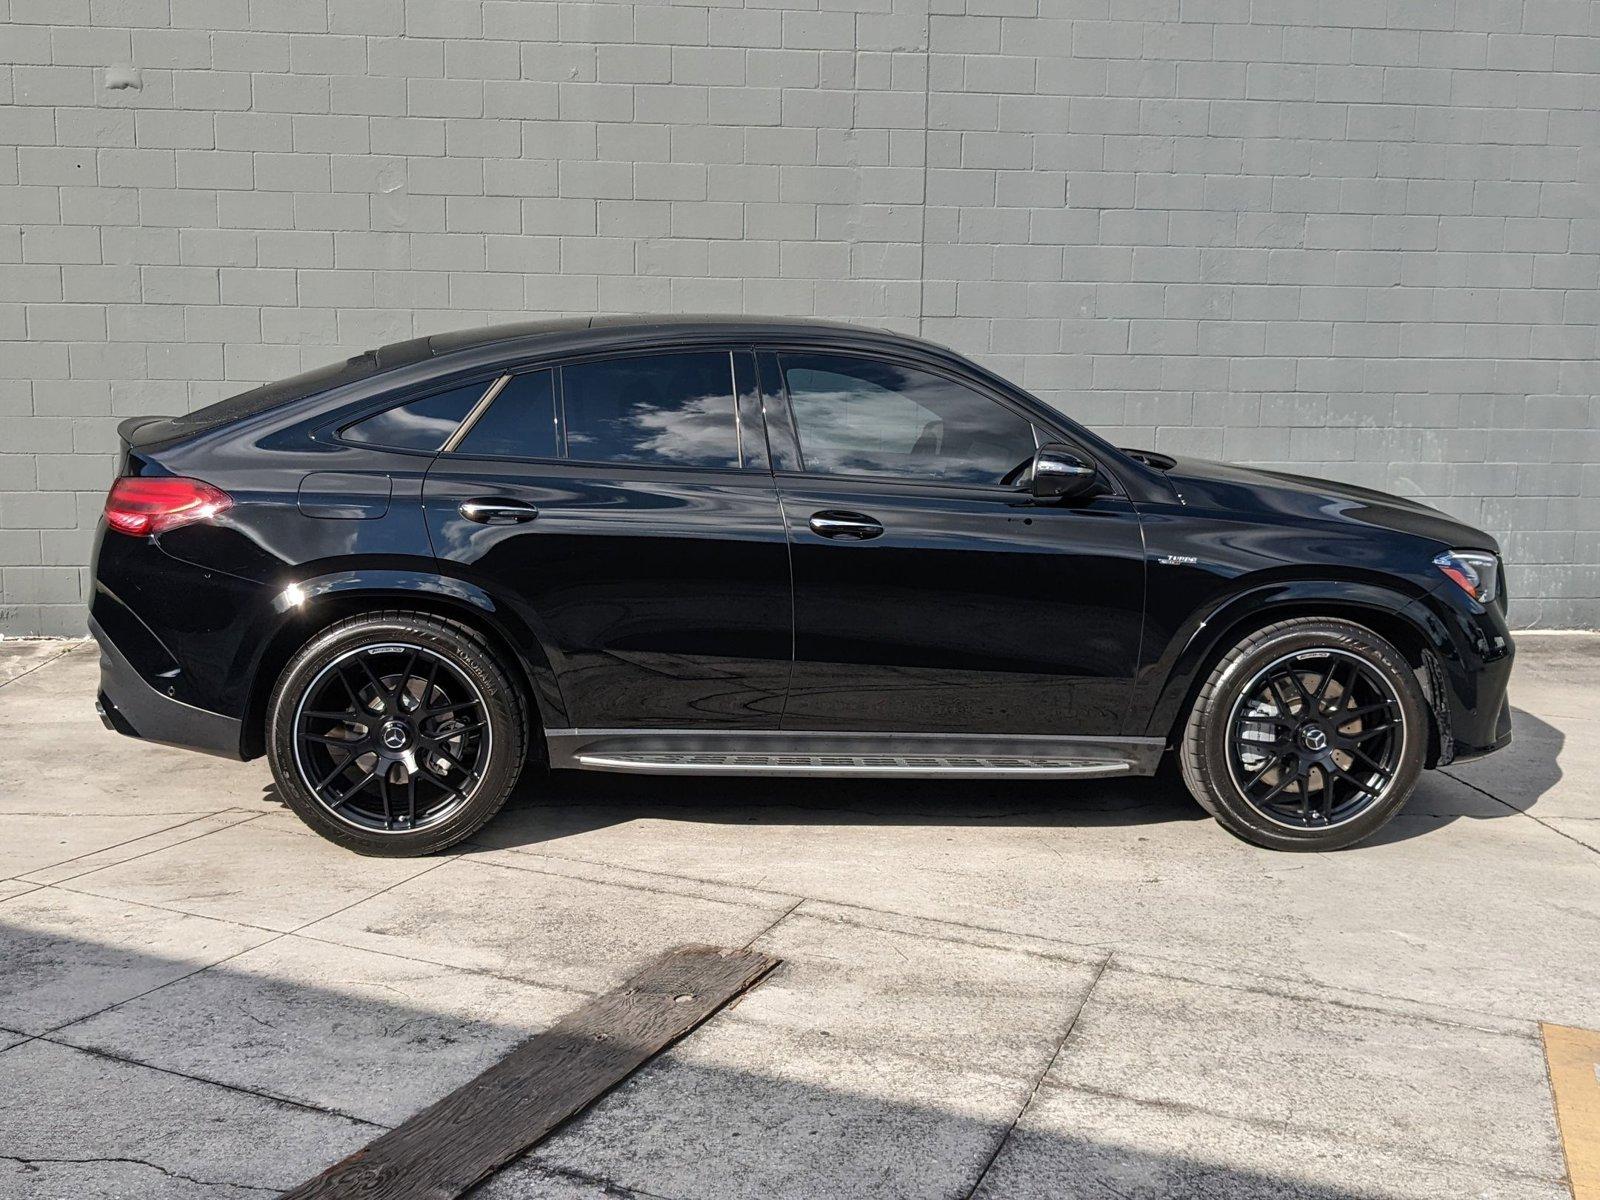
[1140,576,1446,746]
[237,568,567,759]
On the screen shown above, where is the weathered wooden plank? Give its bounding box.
[280,944,779,1200]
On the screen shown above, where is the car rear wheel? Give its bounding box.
[266,611,526,856]
[1179,617,1427,851]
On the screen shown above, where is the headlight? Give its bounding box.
[1433,550,1500,605]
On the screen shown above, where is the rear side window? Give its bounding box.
[562,351,739,470]
[340,382,486,452]
[454,370,558,459]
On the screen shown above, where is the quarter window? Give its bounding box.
[562,351,739,470]
[780,353,1037,486]
[454,370,558,460]
[341,382,486,452]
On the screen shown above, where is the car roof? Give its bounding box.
[401,313,940,364]
[153,315,959,449]
[144,312,1166,501]
[148,314,952,439]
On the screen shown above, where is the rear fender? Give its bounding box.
[238,568,569,756]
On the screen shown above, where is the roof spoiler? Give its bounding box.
[116,415,171,448]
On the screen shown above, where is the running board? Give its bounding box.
[547,729,1164,779]
[574,752,1132,778]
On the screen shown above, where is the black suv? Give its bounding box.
[89,316,1513,855]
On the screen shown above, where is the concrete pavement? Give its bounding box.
[1,634,1595,1198]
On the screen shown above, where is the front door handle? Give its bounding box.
[459,498,539,525]
[808,511,883,540]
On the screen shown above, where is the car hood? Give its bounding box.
[1155,455,1498,553]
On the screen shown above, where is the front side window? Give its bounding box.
[341,381,487,452]
[780,353,1037,485]
[455,370,558,459]
[562,351,739,470]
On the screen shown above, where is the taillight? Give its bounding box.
[104,477,233,537]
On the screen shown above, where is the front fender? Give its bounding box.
[1136,577,1437,742]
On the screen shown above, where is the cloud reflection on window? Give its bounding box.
[784,358,1035,485]
[342,382,487,452]
[564,353,739,470]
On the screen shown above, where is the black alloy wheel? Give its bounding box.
[293,642,491,833]
[1179,617,1428,851]
[267,611,527,856]
[1225,648,1404,829]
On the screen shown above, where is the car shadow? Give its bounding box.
[466,760,1206,855]
[1364,705,1562,846]
[258,705,1561,853]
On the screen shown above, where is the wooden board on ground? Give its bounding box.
[281,943,779,1200]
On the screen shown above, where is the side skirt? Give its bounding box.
[546,728,1165,779]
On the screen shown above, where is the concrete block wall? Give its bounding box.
[1,0,1596,634]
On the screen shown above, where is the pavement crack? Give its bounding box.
[463,849,799,911]
[34,1033,386,1130]
[476,846,1548,1032]
[0,1153,279,1194]
[0,1033,38,1058]
[0,644,80,690]
[1107,958,1538,1040]
[532,1161,687,1200]
[959,951,1113,1200]
[794,903,1103,968]
[0,810,223,817]
[1440,768,1599,861]
[288,928,595,1002]
[742,896,805,951]
[1050,1081,1567,1187]
[19,810,259,886]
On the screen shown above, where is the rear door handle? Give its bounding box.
[808,511,883,540]
[459,498,539,525]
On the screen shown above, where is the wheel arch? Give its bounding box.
[238,570,565,760]
[1143,579,1444,764]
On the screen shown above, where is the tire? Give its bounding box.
[266,610,527,856]
[1178,617,1428,852]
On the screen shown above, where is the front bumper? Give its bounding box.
[90,614,244,760]
[1403,585,1515,766]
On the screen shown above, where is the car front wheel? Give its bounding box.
[266,611,526,856]
[1179,617,1428,851]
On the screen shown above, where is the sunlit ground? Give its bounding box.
[1,636,1595,1198]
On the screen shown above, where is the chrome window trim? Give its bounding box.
[326,373,504,455]
[729,349,744,470]
[439,372,512,454]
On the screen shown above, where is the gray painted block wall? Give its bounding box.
[1,0,1596,635]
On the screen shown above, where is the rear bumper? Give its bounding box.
[90,614,244,760]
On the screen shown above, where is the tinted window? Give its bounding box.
[455,370,558,459]
[341,382,485,452]
[781,353,1036,485]
[562,351,739,469]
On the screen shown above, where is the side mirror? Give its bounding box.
[1029,445,1101,501]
